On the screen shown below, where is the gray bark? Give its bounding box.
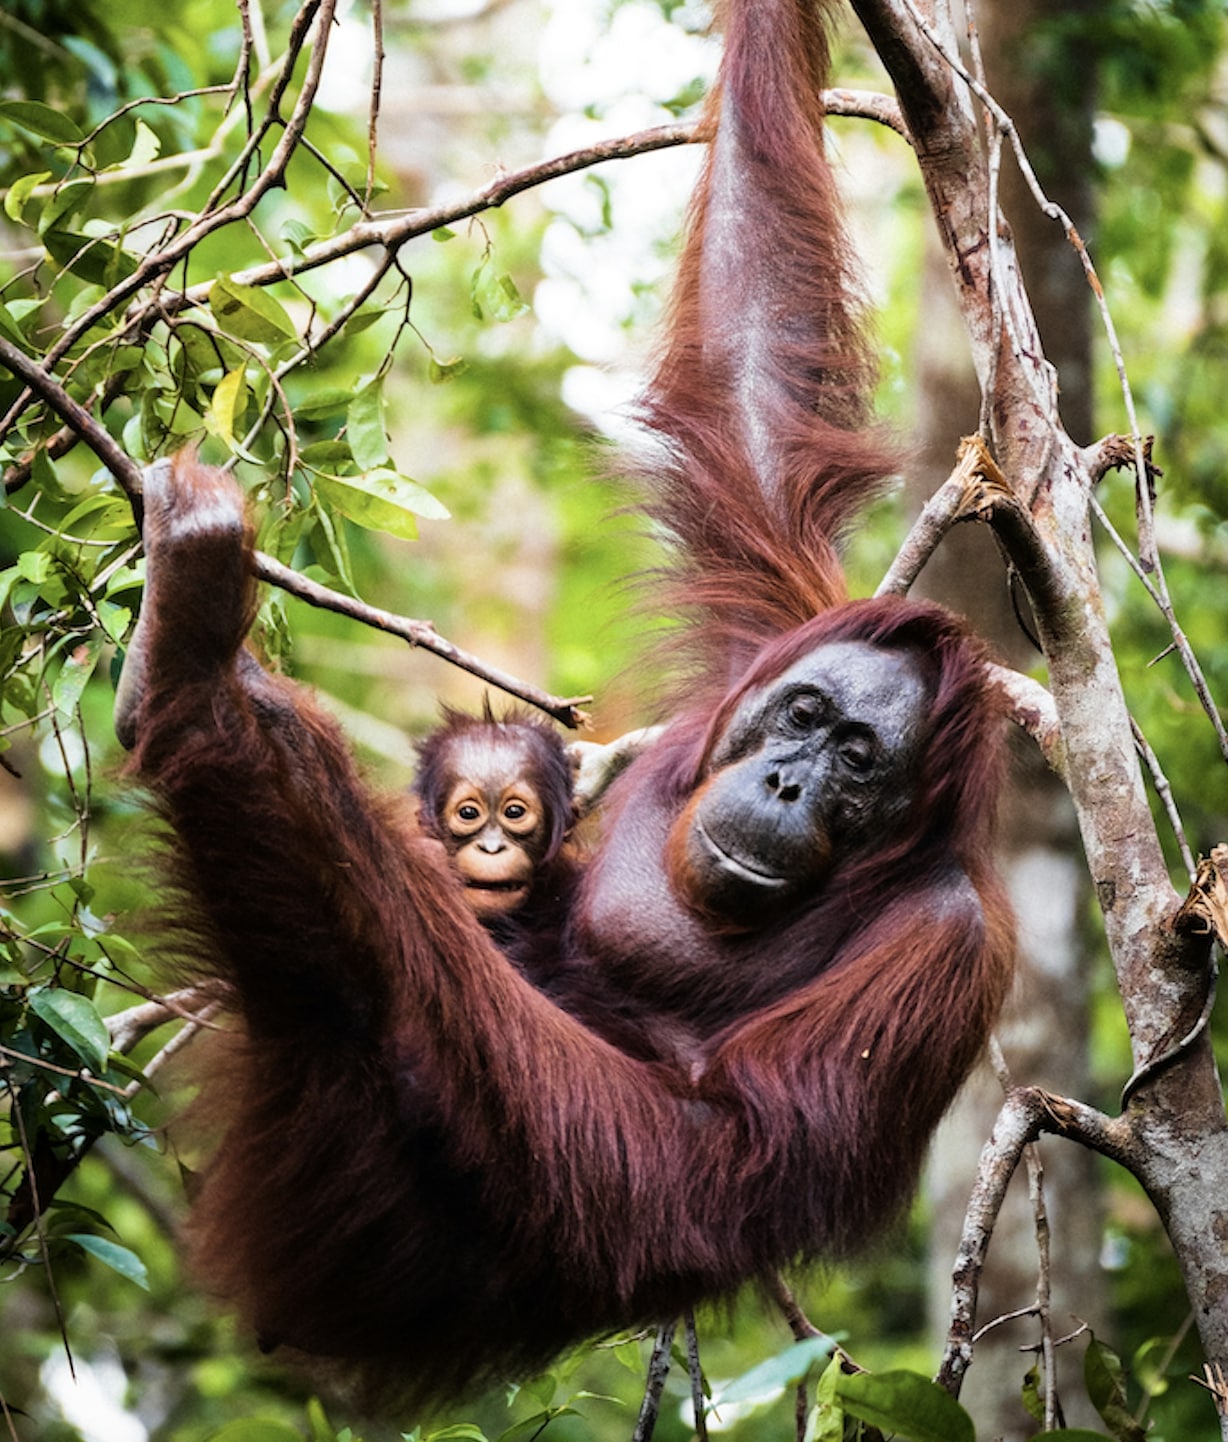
[851,0,1228,1433]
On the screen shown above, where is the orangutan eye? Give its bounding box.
[837,731,877,773]
[785,692,826,731]
[457,803,481,822]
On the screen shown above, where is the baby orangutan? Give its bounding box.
[412,708,579,928]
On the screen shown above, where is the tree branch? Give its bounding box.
[937,1086,1134,1399]
[0,0,339,447]
[0,335,590,727]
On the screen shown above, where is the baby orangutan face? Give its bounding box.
[438,734,553,918]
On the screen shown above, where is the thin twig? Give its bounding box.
[3,1070,74,1371]
[1092,497,1228,763]
[160,88,905,308]
[1023,1141,1061,1430]
[122,1007,221,1099]
[1130,718,1197,882]
[632,1320,677,1442]
[875,434,1008,597]
[0,1045,129,1097]
[0,1387,18,1442]
[936,1086,1132,1398]
[252,552,592,727]
[971,1302,1039,1344]
[366,0,385,212]
[107,987,222,1054]
[990,1040,1060,1425]
[684,1311,709,1442]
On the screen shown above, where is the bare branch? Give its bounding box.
[877,435,1011,596]
[987,664,1063,777]
[684,1312,709,1442]
[937,1087,1133,1399]
[106,988,222,1054]
[163,90,903,307]
[825,87,910,138]
[253,552,592,728]
[366,0,386,212]
[633,1320,677,1442]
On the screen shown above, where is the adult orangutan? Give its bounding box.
[115,0,1014,1409]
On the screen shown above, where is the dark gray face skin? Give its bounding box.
[678,640,931,921]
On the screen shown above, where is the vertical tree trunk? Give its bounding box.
[914,2,1104,1434]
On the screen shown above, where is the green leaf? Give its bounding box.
[325,467,446,530]
[38,179,94,237]
[426,1428,489,1441]
[30,447,59,497]
[51,636,104,716]
[835,1370,975,1442]
[16,550,52,585]
[1021,1362,1045,1424]
[0,303,27,347]
[340,307,385,338]
[1131,1336,1174,1399]
[429,355,468,384]
[66,1234,149,1290]
[309,499,355,592]
[296,387,355,422]
[203,1423,305,1442]
[98,603,133,647]
[432,225,457,242]
[812,1356,843,1442]
[715,1336,836,1406]
[28,989,110,1073]
[115,118,161,171]
[68,877,96,908]
[153,395,203,436]
[305,1397,339,1442]
[209,367,249,444]
[4,171,51,224]
[496,1412,576,1442]
[471,262,529,324]
[0,100,83,145]
[43,230,138,288]
[210,276,298,346]
[1084,1333,1146,1442]
[280,218,317,257]
[345,380,390,470]
[317,468,449,540]
[519,1375,556,1406]
[610,1339,644,1372]
[60,491,129,532]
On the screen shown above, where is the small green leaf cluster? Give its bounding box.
[0,964,152,1281]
